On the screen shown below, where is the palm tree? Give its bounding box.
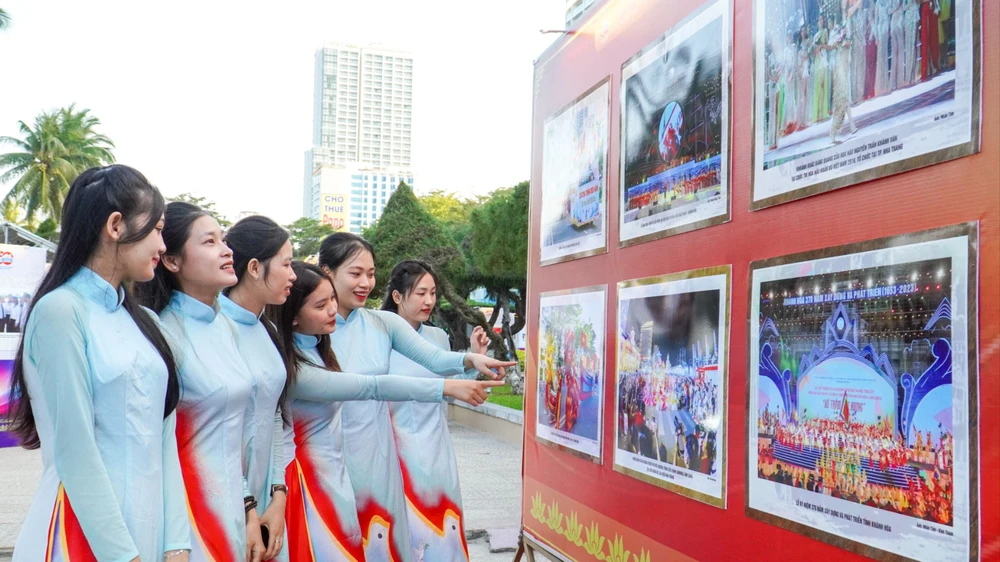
[0,9,10,31]
[0,105,115,223]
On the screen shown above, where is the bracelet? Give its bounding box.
[270,484,288,497]
[165,550,188,559]
[244,495,258,513]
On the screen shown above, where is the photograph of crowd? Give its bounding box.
[754,0,978,207]
[748,230,974,560]
[619,1,728,244]
[615,270,729,504]
[763,0,958,157]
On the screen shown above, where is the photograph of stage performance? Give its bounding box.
[619,0,729,245]
[748,229,975,560]
[540,79,610,265]
[614,269,729,505]
[536,287,606,460]
[753,0,980,208]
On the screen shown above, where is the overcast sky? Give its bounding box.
[0,0,564,224]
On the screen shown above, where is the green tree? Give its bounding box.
[168,192,231,228]
[469,181,529,392]
[365,183,498,349]
[418,189,488,247]
[419,190,470,225]
[33,217,59,242]
[285,217,334,258]
[0,105,115,223]
[0,8,10,31]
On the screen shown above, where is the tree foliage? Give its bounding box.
[365,182,465,297]
[418,189,489,248]
[168,192,231,227]
[33,217,59,242]
[469,181,528,279]
[0,105,115,223]
[285,217,334,258]
[0,8,10,31]
[365,183,500,350]
[366,180,530,393]
[469,180,529,382]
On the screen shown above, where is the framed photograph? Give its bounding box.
[751,0,982,209]
[619,0,731,247]
[747,223,978,560]
[614,266,730,507]
[540,78,610,266]
[536,286,607,461]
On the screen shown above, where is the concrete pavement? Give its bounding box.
[0,419,523,561]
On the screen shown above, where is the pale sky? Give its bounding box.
[0,0,564,224]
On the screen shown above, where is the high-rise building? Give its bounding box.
[565,0,598,29]
[307,163,414,234]
[304,42,415,225]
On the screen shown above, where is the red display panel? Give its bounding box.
[522,0,998,560]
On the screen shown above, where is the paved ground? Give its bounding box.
[0,419,522,561]
[451,419,523,561]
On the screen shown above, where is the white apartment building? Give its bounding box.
[308,164,415,234]
[304,42,415,225]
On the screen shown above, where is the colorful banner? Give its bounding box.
[614,267,730,507]
[747,225,976,560]
[540,78,610,265]
[536,286,607,461]
[619,0,730,246]
[0,243,47,447]
[751,0,981,209]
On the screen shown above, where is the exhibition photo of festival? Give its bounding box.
[752,0,980,207]
[749,228,975,560]
[619,0,730,244]
[540,80,610,265]
[614,268,729,506]
[536,287,606,460]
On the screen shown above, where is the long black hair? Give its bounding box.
[317,232,374,273]
[381,260,438,317]
[225,215,291,419]
[134,201,212,313]
[7,165,180,449]
[267,261,342,397]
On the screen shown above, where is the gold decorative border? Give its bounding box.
[617,0,733,249]
[743,222,980,561]
[612,265,732,508]
[525,492,654,562]
[748,0,983,211]
[540,76,613,267]
[534,285,609,464]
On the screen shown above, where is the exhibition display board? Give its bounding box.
[523,0,997,560]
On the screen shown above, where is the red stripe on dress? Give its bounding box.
[60,488,99,562]
[176,409,236,562]
[397,458,469,558]
[292,420,366,561]
[284,459,316,561]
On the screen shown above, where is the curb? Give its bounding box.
[446,398,524,447]
[447,398,524,425]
